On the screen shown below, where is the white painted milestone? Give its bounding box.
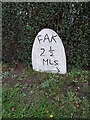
[32,28,67,74]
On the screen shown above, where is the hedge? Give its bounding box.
[2,2,89,69]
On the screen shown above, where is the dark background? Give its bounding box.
[2,2,90,70]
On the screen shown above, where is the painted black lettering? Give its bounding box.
[40,48,45,56]
[49,46,55,56]
[43,59,48,65]
[51,34,57,43]
[37,35,42,43]
[43,34,50,42]
[56,67,60,72]
[49,59,53,65]
[54,60,58,66]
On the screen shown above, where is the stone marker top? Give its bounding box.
[32,28,67,74]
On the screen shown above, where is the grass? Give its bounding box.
[2,65,90,119]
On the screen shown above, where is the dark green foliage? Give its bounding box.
[2,2,89,68]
